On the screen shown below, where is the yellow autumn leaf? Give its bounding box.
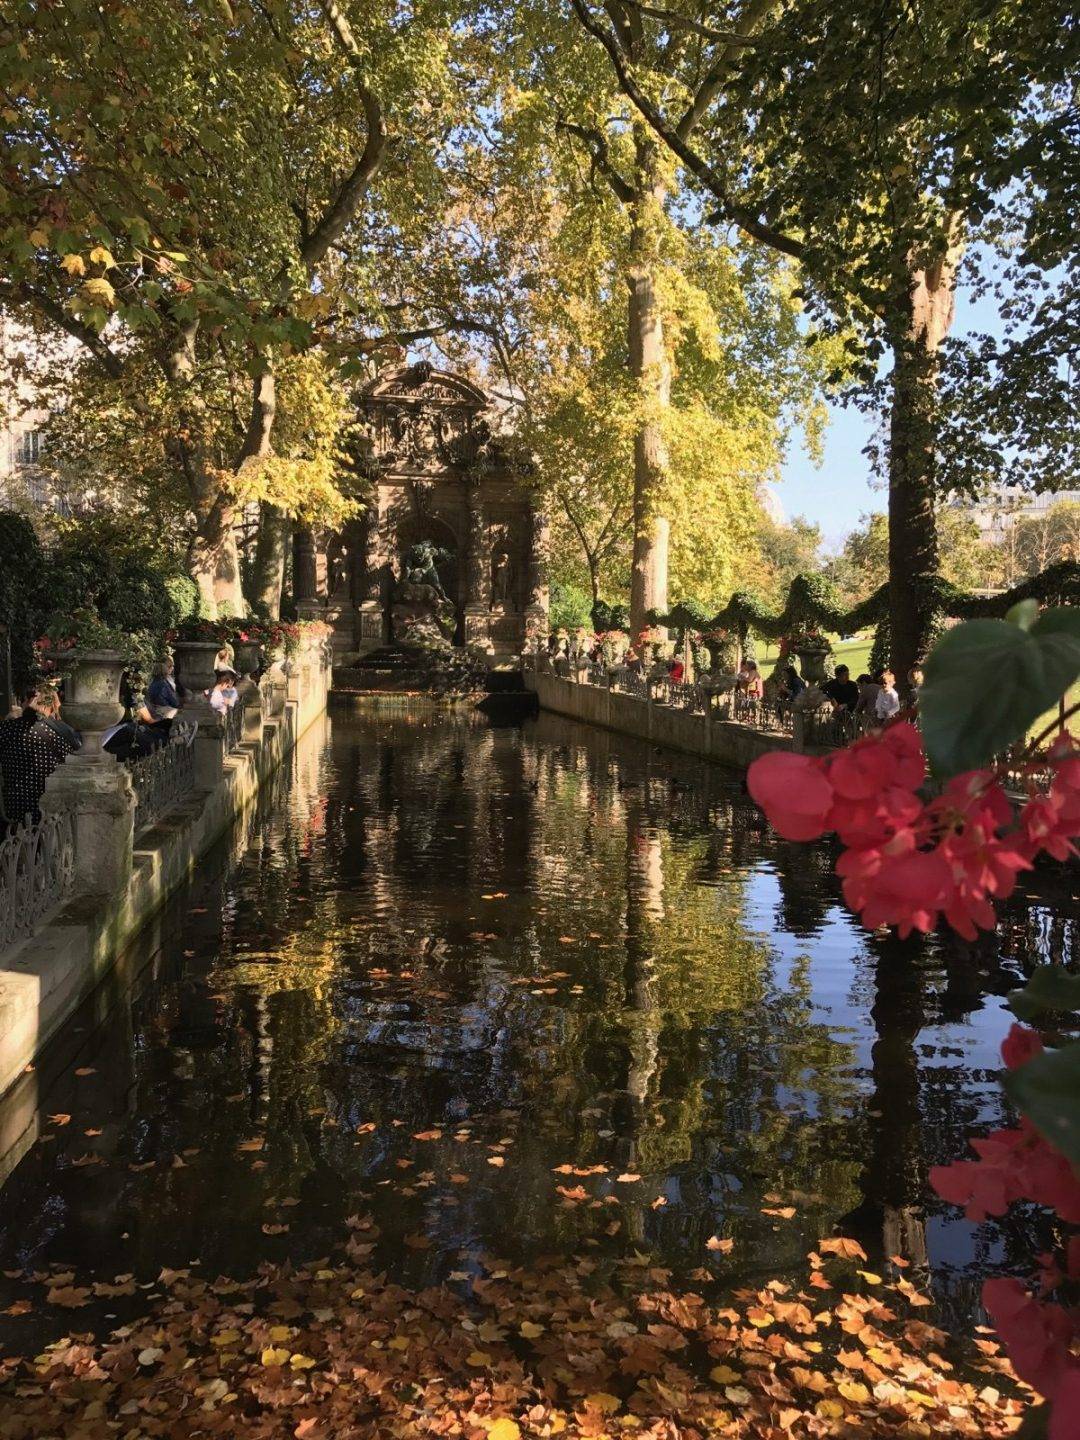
[267,1325,291,1342]
[906,1390,937,1408]
[211,1330,240,1347]
[857,1270,883,1285]
[289,1353,317,1370]
[519,1320,545,1339]
[816,1399,844,1419]
[80,277,116,308]
[28,227,49,247]
[89,244,116,268]
[466,1350,491,1366]
[388,1335,409,1350]
[710,1365,740,1385]
[60,253,86,276]
[724,1386,752,1406]
[586,1393,621,1414]
[261,1347,290,1367]
[487,1420,521,1440]
[838,1381,871,1405]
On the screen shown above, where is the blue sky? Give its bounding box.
[776,278,1005,549]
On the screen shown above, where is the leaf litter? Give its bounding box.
[0,1233,1027,1438]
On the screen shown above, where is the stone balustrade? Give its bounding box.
[0,631,332,1097]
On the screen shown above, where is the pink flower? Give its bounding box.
[982,1278,1076,1403]
[746,751,834,840]
[1002,1023,1044,1072]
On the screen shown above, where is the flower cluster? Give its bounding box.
[931,1027,1080,1431]
[747,722,1080,939]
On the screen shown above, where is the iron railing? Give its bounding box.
[730,693,794,735]
[802,706,862,749]
[610,669,649,701]
[126,720,197,834]
[222,699,243,753]
[0,807,75,953]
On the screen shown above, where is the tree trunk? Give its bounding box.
[160,318,248,618]
[627,128,671,635]
[249,504,290,619]
[886,241,960,679]
[238,370,285,618]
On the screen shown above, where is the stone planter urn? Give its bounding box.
[63,649,126,753]
[233,638,262,682]
[173,640,220,695]
[796,644,831,686]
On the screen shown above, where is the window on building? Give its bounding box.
[15,429,41,466]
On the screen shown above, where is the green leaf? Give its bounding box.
[1005,598,1038,630]
[920,611,1080,775]
[1004,1040,1080,1168]
[1010,966,1080,1021]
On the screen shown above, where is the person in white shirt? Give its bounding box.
[874,669,901,721]
[208,669,238,715]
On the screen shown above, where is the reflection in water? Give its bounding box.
[0,704,1075,1347]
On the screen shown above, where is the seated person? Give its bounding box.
[738,659,763,699]
[0,683,82,828]
[209,669,239,714]
[823,663,860,709]
[668,657,685,683]
[146,658,183,719]
[779,664,805,700]
[855,673,881,717]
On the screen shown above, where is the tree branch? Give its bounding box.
[619,1,756,46]
[557,120,636,204]
[300,0,388,272]
[570,0,804,259]
[675,0,775,139]
[0,280,126,379]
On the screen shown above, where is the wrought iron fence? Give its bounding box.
[652,678,707,713]
[610,669,649,701]
[126,720,197,834]
[0,807,75,953]
[730,693,794,734]
[802,706,862,749]
[222,699,243,752]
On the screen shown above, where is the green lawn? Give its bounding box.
[758,633,874,682]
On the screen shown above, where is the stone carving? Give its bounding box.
[391,540,456,645]
[491,550,514,610]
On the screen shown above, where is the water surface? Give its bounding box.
[0,704,1073,1346]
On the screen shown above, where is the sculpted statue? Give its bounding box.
[392,539,456,645]
[491,549,514,609]
[403,539,450,601]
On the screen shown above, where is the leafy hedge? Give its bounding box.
[0,510,200,696]
[652,560,1080,660]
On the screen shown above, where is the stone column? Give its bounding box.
[40,652,135,899]
[524,507,551,652]
[463,481,492,654]
[293,523,321,620]
[357,503,387,653]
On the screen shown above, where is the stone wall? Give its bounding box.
[0,640,331,1099]
[524,671,796,770]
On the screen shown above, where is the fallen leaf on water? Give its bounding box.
[237,1139,265,1152]
[46,1114,71,1126]
[74,1068,96,1077]
[707,1236,734,1253]
[615,1172,640,1183]
[819,1236,867,1261]
[262,1224,289,1235]
[762,1205,796,1219]
[46,1286,90,1308]
[487,1156,505,1167]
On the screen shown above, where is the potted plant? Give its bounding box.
[787,626,833,685]
[41,609,151,740]
[168,616,229,692]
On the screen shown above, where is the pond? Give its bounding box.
[0,704,1074,1354]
